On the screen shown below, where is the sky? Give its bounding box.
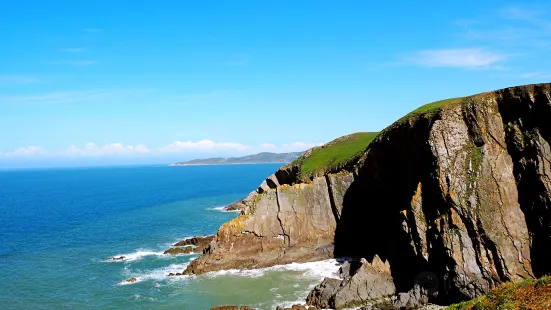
[1,0,551,168]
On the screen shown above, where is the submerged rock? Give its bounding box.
[111,256,125,261]
[125,277,137,283]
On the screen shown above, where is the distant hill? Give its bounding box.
[169,151,304,166]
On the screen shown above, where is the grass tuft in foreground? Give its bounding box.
[446,275,551,310]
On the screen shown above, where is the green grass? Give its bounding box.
[397,97,465,124]
[292,132,379,181]
[446,276,551,310]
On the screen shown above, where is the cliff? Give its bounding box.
[184,132,377,274]
[184,83,551,308]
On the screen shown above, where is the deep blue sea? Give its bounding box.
[0,164,338,309]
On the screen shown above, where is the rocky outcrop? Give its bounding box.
[173,235,214,253]
[187,84,551,307]
[333,84,550,305]
[185,173,354,274]
[307,256,395,309]
[163,247,193,255]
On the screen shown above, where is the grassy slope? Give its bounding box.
[396,97,465,124]
[446,276,551,310]
[292,132,379,181]
[288,98,463,182]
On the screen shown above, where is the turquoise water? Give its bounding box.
[0,165,339,309]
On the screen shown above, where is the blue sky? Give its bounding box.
[1,0,550,167]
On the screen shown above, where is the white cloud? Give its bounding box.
[1,140,322,160]
[64,143,150,157]
[406,48,507,69]
[5,146,46,157]
[158,140,252,153]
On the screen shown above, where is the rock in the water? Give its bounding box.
[307,256,395,309]
[173,235,214,253]
[210,307,239,310]
[163,246,193,255]
[125,277,137,283]
[306,277,341,309]
[111,256,125,261]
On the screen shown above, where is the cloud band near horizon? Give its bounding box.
[0,140,322,159]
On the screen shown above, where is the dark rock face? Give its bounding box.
[184,173,354,274]
[307,256,395,309]
[187,84,551,306]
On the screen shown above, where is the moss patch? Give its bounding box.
[446,276,551,310]
[291,132,379,181]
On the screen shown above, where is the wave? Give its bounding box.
[117,262,191,285]
[106,249,168,262]
[206,205,240,213]
[204,259,342,280]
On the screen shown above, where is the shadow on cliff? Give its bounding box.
[333,116,465,304]
[497,85,551,278]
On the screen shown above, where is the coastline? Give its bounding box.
[169,162,290,167]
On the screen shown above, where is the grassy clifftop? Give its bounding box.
[288,132,379,182]
[447,276,551,310]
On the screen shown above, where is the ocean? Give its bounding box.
[0,164,339,309]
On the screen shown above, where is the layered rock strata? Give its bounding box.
[186,84,551,307]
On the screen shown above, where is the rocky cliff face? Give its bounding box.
[184,171,355,274]
[186,83,551,307]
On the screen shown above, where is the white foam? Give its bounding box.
[206,205,240,213]
[106,249,168,262]
[204,259,342,280]
[117,262,191,285]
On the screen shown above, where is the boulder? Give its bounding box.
[163,247,193,255]
[307,256,395,309]
[391,284,429,309]
[174,235,214,253]
[125,277,137,283]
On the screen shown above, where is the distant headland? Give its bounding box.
[169,151,304,166]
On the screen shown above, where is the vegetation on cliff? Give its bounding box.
[446,276,551,310]
[287,132,379,182]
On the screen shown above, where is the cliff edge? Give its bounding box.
[185,83,551,307]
